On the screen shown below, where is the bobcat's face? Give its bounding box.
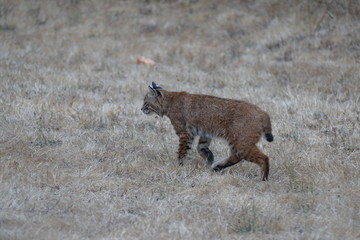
[141,86,164,117]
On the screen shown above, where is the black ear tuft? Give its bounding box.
[152,82,162,89]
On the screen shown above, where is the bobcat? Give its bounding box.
[141,82,274,181]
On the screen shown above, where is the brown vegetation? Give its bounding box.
[1,0,359,239]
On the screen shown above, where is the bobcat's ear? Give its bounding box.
[148,86,162,98]
[152,82,162,89]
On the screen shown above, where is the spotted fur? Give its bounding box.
[141,82,274,181]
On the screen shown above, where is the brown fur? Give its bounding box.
[141,82,274,181]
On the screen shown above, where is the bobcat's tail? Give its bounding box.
[262,113,274,142]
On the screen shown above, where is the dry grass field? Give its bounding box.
[1,0,360,239]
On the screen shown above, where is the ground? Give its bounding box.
[0,0,359,239]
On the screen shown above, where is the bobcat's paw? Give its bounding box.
[211,162,222,172]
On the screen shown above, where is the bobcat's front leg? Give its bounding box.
[177,132,193,166]
[197,137,214,165]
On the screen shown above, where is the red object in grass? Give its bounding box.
[136,57,156,65]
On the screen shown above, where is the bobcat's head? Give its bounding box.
[141,82,164,117]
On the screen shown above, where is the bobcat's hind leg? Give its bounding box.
[177,133,194,166]
[197,137,214,165]
[211,143,269,181]
[244,146,269,181]
[211,150,241,171]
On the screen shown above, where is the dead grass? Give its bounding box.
[1,0,360,239]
